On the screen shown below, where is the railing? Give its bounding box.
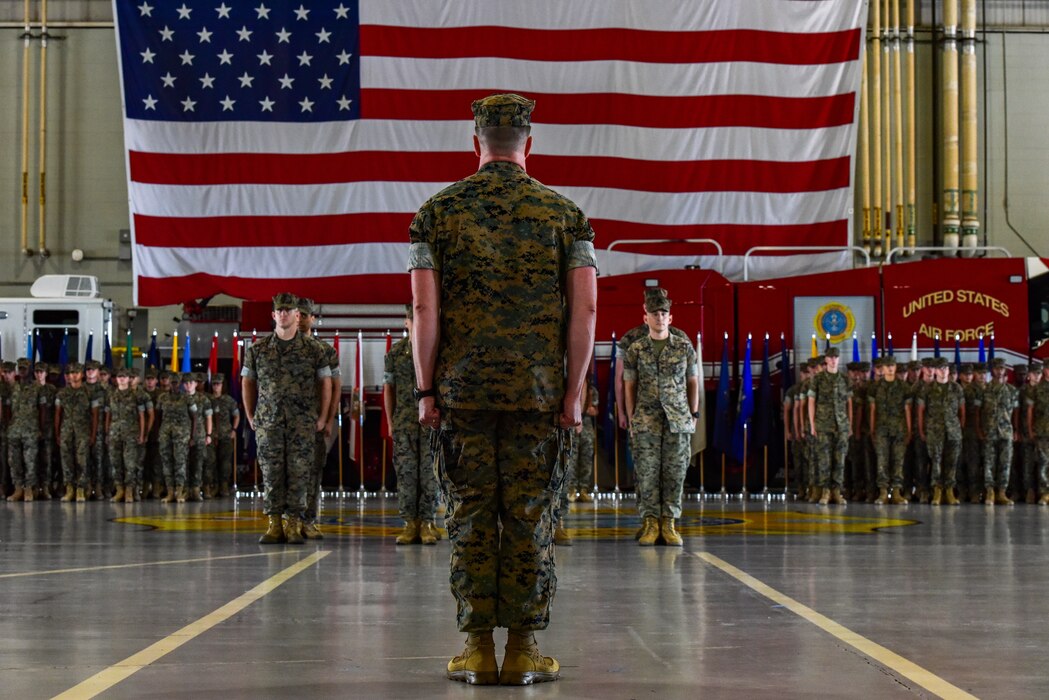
[742,246,871,281]
[884,245,1011,264]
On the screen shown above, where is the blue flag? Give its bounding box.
[752,335,774,448]
[933,333,941,358]
[85,332,94,363]
[989,334,995,361]
[103,333,113,369]
[852,333,860,362]
[181,334,192,373]
[147,331,160,369]
[34,330,42,364]
[887,333,894,357]
[824,334,831,352]
[26,333,33,364]
[954,334,962,372]
[602,334,618,459]
[58,330,69,385]
[712,334,733,453]
[978,334,986,363]
[730,335,754,461]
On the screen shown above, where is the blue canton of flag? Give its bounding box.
[116,0,361,122]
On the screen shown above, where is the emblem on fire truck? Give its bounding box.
[814,302,856,345]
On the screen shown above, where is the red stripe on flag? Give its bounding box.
[130,151,851,193]
[360,89,856,129]
[591,219,848,256]
[360,26,861,65]
[133,213,415,247]
[136,273,411,306]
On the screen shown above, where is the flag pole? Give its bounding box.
[231,432,238,496]
[613,405,620,495]
[742,423,749,499]
[381,440,388,494]
[720,454,726,499]
[337,409,344,495]
[762,444,769,498]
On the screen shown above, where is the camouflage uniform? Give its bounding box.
[909,375,933,497]
[0,377,12,490]
[156,391,197,490]
[1020,366,1041,497]
[870,377,911,490]
[305,339,340,522]
[384,336,439,524]
[107,386,146,491]
[55,384,101,489]
[7,382,44,490]
[807,362,851,490]
[37,375,58,490]
[145,384,164,490]
[133,384,154,492]
[85,376,109,492]
[570,378,599,493]
[962,367,985,496]
[784,381,805,494]
[410,122,597,632]
[242,332,330,519]
[848,367,872,498]
[1029,379,1049,497]
[207,385,239,496]
[978,376,1018,490]
[187,386,213,493]
[919,379,964,489]
[624,333,698,519]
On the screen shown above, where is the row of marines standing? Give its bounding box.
[786,353,1049,505]
[1,357,239,504]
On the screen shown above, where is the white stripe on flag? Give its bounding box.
[124,119,853,163]
[129,180,851,227]
[361,0,863,34]
[362,57,859,99]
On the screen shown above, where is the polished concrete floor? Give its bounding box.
[1,493,1047,699]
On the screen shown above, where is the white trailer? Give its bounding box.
[0,276,117,364]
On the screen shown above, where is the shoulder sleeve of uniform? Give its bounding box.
[685,342,698,377]
[241,344,257,380]
[565,206,598,271]
[189,402,198,414]
[383,349,395,385]
[90,396,102,409]
[325,345,341,376]
[316,364,332,379]
[622,343,639,382]
[408,201,438,271]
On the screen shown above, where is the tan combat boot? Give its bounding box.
[891,487,909,504]
[187,487,202,502]
[577,490,594,503]
[660,517,683,546]
[446,631,498,685]
[395,520,420,545]
[983,486,995,505]
[995,488,1014,505]
[75,487,87,503]
[1039,493,1049,506]
[110,485,125,503]
[1026,489,1037,504]
[7,487,25,502]
[944,487,960,505]
[24,486,35,502]
[566,490,578,503]
[125,486,136,503]
[420,521,439,546]
[553,525,572,547]
[873,487,890,505]
[637,516,659,546]
[917,488,930,505]
[258,515,285,544]
[818,488,831,505]
[175,486,187,503]
[302,521,324,540]
[153,481,164,500]
[425,521,443,541]
[930,485,942,506]
[284,515,305,544]
[807,486,820,503]
[60,485,75,502]
[161,484,176,503]
[500,630,560,686]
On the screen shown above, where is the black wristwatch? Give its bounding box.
[691,411,701,418]
[413,387,437,401]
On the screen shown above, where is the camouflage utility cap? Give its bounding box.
[297,297,314,315]
[921,357,934,368]
[65,362,83,373]
[404,303,413,320]
[144,368,159,378]
[85,360,101,371]
[991,357,1007,369]
[212,373,225,384]
[907,361,921,371]
[932,357,949,369]
[115,367,131,377]
[825,347,840,358]
[47,364,60,375]
[857,361,871,372]
[883,355,898,366]
[1030,361,1044,373]
[1,361,15,371]
[16,358,29,368]
[273,292,298,310]
[960,363,974,373]
[182,372,197,383]
[644,287,671,313]
[472,93,535,127]
[973,362,986,371]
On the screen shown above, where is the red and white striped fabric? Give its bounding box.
[121,0,866,306]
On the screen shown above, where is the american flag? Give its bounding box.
[115,0,865,306]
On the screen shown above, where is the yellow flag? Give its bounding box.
[170,331,179,372]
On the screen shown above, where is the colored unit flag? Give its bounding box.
[978,333,986,363]
[380,330,392,441]
[26,333,33,364]
[933,333,941,358]
[731,334,754,461]
[230,331,241,400]
[104,334,114,369]
[989,333,995,361]
[113,0,867,305]
[954,334,961,372]
[125,329,134,368]
[181,333,192,373]
[59,330,69,369]
[170,331,180,372]
[208,332,219,382]
[751,334,773,449]
[712,334,732,453]
[85,332,94,363]
[910,332,918,362]
[851,332,859,363]
[691,333,706,456]
[147,330,161,369]
[781,333,793,392]
[887,332,894,357]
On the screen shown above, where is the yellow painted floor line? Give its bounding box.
[0,551,295,580]
[692,551,978,700]
[52,550,330,700]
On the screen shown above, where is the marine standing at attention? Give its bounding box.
[409,93,597,686]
